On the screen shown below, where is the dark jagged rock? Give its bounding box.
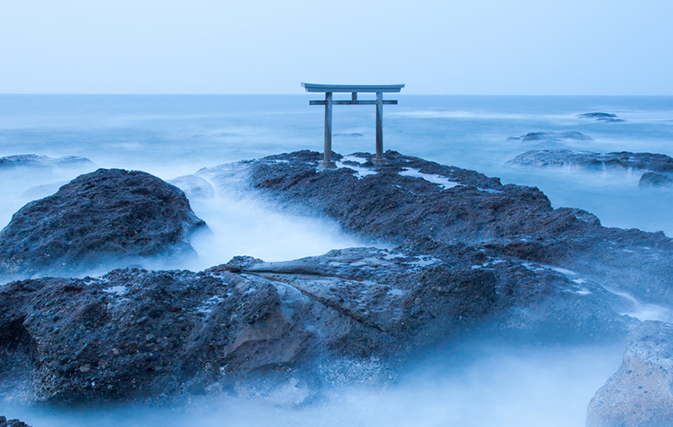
[1,150,671,408]
[506,131,593,141]
[586,321,673,427]
[507,149,673,173]
[0,416,31,427]
[0,245,634,404]
[0,169,206,279]
[578,112,625,122]
[196,150,673,308]
[639,171,673,188]
[0,154,94,171]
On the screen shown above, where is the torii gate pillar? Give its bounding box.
[302,83,405,168]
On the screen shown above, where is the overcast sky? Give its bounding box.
[1,0,672,95]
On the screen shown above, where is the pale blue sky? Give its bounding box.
[1,0,671,94]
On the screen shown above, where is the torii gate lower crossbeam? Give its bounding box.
[302,83,405,168]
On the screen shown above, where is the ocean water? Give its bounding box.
[1,94,671,239]
[0,95,672,426]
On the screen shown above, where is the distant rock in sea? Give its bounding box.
[0,154,94,171]
[587,321,673,427]
[506,131,593,141]
[577,112,625,122]
[639,172,673,188]
[0,168,206,279]
[507,149,673,173]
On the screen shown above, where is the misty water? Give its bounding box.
[1,95,672,426]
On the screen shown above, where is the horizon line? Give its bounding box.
[2,93,673,97]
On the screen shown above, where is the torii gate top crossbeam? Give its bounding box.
[301,83,405,93]
[301,82,405,168]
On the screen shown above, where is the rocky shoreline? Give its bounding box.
[1,150,672,426]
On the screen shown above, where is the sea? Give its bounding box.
[0,94,671,426]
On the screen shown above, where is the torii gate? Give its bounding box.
[301,82,405,168]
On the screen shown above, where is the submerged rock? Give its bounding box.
[506,131,593,141]
[507,149,673,173]
[639,172,673,188]
[0,154,94,171]
[0,169,206,279]
[586,321,673,427]
[578,112,625,122]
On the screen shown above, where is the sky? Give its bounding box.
[0,0,672,95]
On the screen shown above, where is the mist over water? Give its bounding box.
[0,341,624,427]
[1,95,672,425]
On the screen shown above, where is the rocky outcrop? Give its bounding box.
[0,169,206,279]
[639,172,673,188]
[578,112,625,122]
[202,151,673,307]
[507,150,673,173]
[586,321,673,427]
[0,245,634,404]
[506,131,593,141]
[0,416,31,427]
[1,151,672,407]
[0,154,94,171]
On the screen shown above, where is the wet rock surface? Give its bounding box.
[0,169,206,280]
[222,150,673,307]
[0,246,634,404]
[586,321,673,427]
[0,155,94,171]
[1,151,672,410]
[506,131,593,141]
[507,149,673,173]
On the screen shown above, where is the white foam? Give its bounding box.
[409,255,441,267]
[336,160,377,179]
[103,285,128,296]
[604,287,673,322]
[399,168,460,189]
[341,155,367,164]
[478,187,503,194]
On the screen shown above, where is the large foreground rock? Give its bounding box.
[0,245,634,404]
[586,321,673,427]
[1,151,670,407]
[0,169,206,279]
[507,149,673,173]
